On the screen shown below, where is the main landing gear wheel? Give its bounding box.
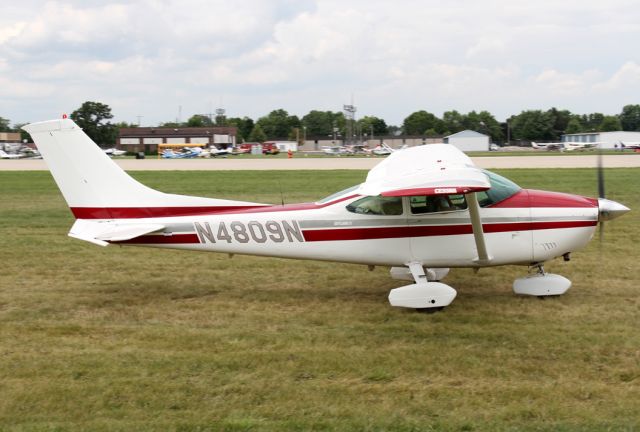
[388,262,457,312]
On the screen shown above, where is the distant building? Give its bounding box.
[301,135,442,150]
[118,126,237,153]
[0,132,21,143]
[561,131,640,149]
[443,130,490,152]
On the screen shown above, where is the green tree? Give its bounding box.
[0,116,11,132]
[256,109,300,139]
[402,111,444,135]
[462,110,503,142]
[301,110,345,137]
[227,117,254,143]
[357,115,388,137]
[580,113,604,132]
[114,121,138,129]
[564,117,583,134]
[387,125,401,136]
[70,101,116,146]
[546,108,573,140]
[248,123,267,142]
[187,115,213,127]
[599,115,622,132]
[442,110,465,134]
[620,104,640,131]
[510,110,555,141]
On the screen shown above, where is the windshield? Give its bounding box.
[317,184,360,204]
[477,170,521,207]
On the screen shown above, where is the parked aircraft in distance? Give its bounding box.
[532,141,600,151]
[24,118,630,312]
[372,143,394,155]
[322,145,349,156]
[0,149,21,159]
[103,148,127,157]
[620,141,640,150]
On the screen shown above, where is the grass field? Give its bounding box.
[0,168,639,431]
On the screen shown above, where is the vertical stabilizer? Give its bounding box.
[23,119,264,219]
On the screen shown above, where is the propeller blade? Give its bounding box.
[597,146,605,199]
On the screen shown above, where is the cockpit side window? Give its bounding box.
[410,194,468,214]
[346,196,403,215]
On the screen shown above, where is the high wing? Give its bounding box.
[357,143,490,197]
[357,143,492,263]
[69,219,166,246]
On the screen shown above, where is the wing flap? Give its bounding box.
[69,219,165,246]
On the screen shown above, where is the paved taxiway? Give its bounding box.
[1,154,639,171]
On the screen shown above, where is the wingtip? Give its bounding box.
[22,118,77,134]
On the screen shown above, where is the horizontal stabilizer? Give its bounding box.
[69,219,165,246]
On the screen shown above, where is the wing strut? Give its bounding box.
[465,192,492,265]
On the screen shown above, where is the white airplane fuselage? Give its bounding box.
[103,188,598,268]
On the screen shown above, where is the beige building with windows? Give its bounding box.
[118,126,237,153]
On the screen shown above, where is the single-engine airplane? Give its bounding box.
[23,118,630,311]
[532,141,600,151]
[0,149,21,159]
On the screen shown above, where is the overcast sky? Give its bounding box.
[1,0,639,126]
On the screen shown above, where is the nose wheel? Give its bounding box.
[513,263,572,297]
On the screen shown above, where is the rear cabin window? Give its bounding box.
[346,196,403,215]
[409,194,468,214]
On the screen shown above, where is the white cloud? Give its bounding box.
[1,0,639,125]
[595,61,640,91]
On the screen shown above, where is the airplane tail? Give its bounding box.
[23,119,265,220]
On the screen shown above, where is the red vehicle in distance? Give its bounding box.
[237,142,280,155]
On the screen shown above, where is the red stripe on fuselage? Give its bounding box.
[71,206,267,219]
[302,220,597,242]
[70,195,359,219]
[110,220,596,245]
[111,233,200,244]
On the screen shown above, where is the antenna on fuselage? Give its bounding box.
[278,180,285,207]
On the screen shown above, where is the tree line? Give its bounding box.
[3,102,640,146]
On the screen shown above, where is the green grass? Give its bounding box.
[0,169,639,431]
